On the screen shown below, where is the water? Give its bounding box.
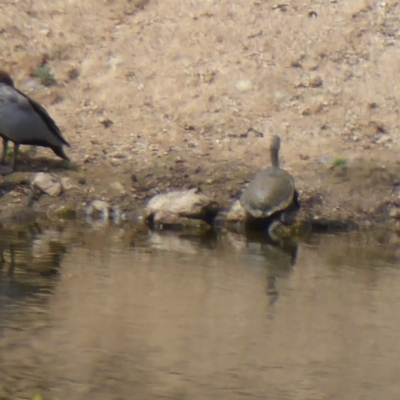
[1,225,400,399]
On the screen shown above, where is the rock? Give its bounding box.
[109,151,127,160]
[309,75,323,88]
[100,117,113,128]
[83,154,92,164]
[145,189,219,228]
[60,177,75,190]
[109,158,123,167]
[110,181,126,195]
[376,135,391,145]
[295,74,323,88]
[235,79,254,92]
[31,173,62,197]
[85,200,110,220]
[301,97,324,115]
[108,152,128,166]
[389,206,400,219]
[226,200,247,223]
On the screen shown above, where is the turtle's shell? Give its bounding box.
[239,167,295,218]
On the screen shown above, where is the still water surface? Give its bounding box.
[1,225,400,399]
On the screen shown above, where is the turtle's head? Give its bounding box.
[0,71,14,87]
[270,135,281,168]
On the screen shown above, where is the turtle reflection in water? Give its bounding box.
[239,135,300,234]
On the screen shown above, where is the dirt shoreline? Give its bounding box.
[0,148,399,234]
[1,0,400,233]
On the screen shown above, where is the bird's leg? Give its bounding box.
[11,143,19,171]
[0,138,8,165]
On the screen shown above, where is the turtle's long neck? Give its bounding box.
[270,136,281,168]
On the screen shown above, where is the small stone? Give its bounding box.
[110,181,126,195]
[309,75,323,88]
[389,207,400,219]
[109,152,127,159]
[273,4,288,11]
[61,177,75,190]
[67,66,80,80]
[302,97,324,115]
[300,153,310,160]
[376,135,391,145]
[226,200,247,223]
[235,79,254,92]
[109,151,127,166]
[89,200,109,212]
[109,158,123,166]
[100,117,113,128]
[293,80,304,88]
[83,154,92,163]
[85,200,110,220]
[31,173,62,197]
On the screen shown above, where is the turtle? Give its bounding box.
[239,135,299,228]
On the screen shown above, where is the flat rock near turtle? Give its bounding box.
[145,189,219,227]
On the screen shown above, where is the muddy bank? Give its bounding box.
[0,149,399,233]
[2,0,400,233]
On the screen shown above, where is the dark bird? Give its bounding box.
[0,70,70,171]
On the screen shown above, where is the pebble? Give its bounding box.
[235,79,254,92]
[31,173,62,197]
[389,206,400,219]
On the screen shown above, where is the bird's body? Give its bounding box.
[0,70,70,170]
